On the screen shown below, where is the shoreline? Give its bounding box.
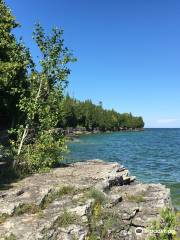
[66,129,180,212]
[63,127,144,140]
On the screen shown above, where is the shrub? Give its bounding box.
[148,208,177,240]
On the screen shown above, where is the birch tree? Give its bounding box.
[12,24,76,173]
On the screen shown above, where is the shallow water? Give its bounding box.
[66,129,180,209]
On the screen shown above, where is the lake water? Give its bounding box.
[66,128,180,210]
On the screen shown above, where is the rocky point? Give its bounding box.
[0,160,172,240]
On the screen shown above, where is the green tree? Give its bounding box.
[61,96,144,131]
[62,95,78,128]
[11,24,76,172]
[0,0,32,129]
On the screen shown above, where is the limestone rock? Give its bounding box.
[0,160,172,240]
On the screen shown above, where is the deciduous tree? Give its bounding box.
[11,24,76,172]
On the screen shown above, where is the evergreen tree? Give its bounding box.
[62,96,144,131]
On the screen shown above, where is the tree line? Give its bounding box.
[60,95,144,131]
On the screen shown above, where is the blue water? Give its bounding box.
[66,129,180,209]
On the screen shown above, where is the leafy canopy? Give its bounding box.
[0,0,32,129]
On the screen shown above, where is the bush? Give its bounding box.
[148,208,177,240]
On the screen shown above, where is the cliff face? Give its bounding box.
[0,160,172,240]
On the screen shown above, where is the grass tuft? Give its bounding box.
[0,213,9,224]
[87,188,106,204]
[13,203,40,216]
[41,185,74,209]
[2,233,17,240]
[56,209,79,227]
[127,194,145,203]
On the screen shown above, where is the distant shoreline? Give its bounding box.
[63,127,144,140]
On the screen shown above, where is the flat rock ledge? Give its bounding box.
[0,160,172,240]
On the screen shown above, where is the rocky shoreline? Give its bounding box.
[62,127,144,140]
[0,160,175,240]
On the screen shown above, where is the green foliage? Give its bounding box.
[41,185,74,209]
[86,190,122,240]
[61,95,144,131]
[85,234,99,240]
[56,210,79,227]
[148,208,177,240]
[0,0,33,129]
[72,235,79,240]
[13,203,40,216]
[6,23,76,173]
[54,185,74,196]
[87,208,123,240]
[0,144,13,164]
[100,210,123,238]
[0,143,18,184]
[127,193,145,203]
[0,213,9,224]
[3,234,16,240]
[87,188,106,205]
[13,130,66,173]
[0,1,76,174]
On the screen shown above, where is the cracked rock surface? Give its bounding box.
[0,160,172,240]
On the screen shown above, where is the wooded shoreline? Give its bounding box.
[62,126,144,139]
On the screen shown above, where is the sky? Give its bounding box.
[6,0,180,127]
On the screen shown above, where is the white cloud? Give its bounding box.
[157,118,180,124]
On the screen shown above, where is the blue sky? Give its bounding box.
[6,0,180,127]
